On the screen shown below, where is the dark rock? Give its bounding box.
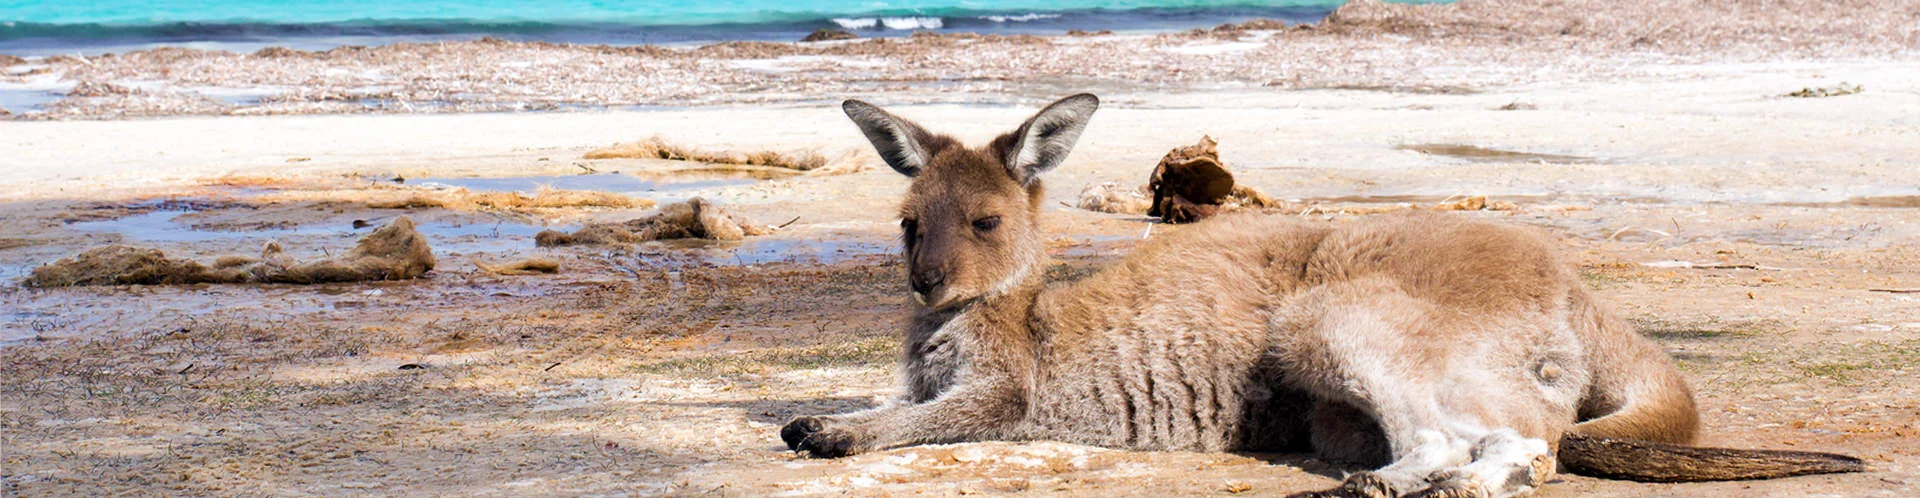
[802,29,860,42]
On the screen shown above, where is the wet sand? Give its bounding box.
[4,0,1920,496]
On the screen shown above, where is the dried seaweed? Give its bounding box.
[584,136,832,171]
[23,217,434,287]
[477,257,561,275]
[535,198,771,246]
[1075,182,1152,215]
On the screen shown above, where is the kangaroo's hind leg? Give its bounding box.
[1272,277,1574,498]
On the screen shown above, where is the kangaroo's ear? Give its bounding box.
[843,100,938,177]
[1000,93,1099,185]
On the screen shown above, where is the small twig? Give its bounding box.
[575,162,598,174]
[544,361,563,372]
[776,216,802,229]
[176,363,194,375]
[1868,288,1920,294]
[1608,226,1671,240]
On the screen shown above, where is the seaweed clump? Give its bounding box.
[535,198,771,247]
[23,217,434,287]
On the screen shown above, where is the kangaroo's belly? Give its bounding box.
[1017,316,1280,452]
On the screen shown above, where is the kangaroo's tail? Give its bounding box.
[1558,432,1866,482]
[1560,288,1865,481]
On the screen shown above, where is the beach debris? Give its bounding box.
[802,29,860,42]
[534,198,771,247]
[584,136,840,171]
[1075,182,1152,215]
[252,46,315,58]
[1495,101,1537,111]
[1073,136,1284,221]
[11,0,1916,120]
[23,217,434,287]
[0,54,23,66]
[477,257,561,275]
[368,186,648,211]
[1786,83,1863,98]
[1148,136,1240,223]
[66,80,140,97]
[1868,288,1920,294]
[1216,19,1289,32]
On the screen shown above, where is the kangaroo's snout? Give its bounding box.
[910,268,945,297]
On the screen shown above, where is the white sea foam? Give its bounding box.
[831,16,945,30]
[981,13,1062,23]
[830,17,878,29]
[881,16,943,30]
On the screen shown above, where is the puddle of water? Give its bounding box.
[0,86,64,113]
[69,211,334,242]
[641,238,894,265]
[420,219,569,255]
[1397,143,1591,164]
[417,171,765,201]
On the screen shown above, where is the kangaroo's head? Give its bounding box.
[843,94,1099,309]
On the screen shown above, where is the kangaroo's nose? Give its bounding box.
[910,268,944,296]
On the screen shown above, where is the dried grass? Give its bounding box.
[23,217,434,287]
[535,198,771,246]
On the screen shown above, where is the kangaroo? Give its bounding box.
[782,94,1864,497]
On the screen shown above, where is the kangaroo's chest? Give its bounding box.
[902,315,969,403]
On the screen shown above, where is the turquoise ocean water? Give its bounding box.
[0,1,1386,54]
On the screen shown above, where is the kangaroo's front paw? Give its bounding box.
[781,416,825,451]
[781,416,867,458]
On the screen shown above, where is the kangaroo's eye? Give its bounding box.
[971,216,1001,232]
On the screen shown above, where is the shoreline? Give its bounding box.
[0,4,1337,57]
[2,0,1916,120]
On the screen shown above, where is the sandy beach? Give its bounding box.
[3,0,1919,496]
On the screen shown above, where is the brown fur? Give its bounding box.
[783,95,1862,497]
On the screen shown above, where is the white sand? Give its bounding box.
[5,58,1915,210]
